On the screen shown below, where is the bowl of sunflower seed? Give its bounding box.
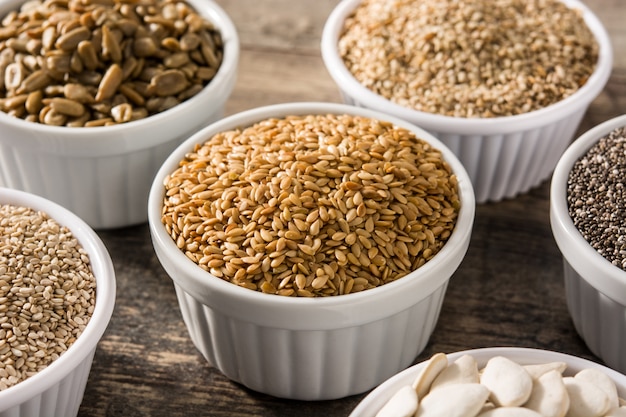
[0,0,239,229]
[148,102,476,400]
[321,0,613,203]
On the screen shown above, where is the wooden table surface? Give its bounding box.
[79,1,626,416]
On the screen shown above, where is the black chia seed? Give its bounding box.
[567,125,626,270]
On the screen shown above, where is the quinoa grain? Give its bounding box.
[161,114,461,297]
[338,0,598,118]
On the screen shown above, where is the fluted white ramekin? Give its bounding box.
[321,0,613,203]
[350,347,626,417]
[0,0,239,229]
[0,187,116,417]
[551,114,626,375]
[148,102,476,400]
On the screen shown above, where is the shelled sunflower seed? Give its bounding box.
[0,204,96,391]
[161,114,461,297]
[338,0,598,118]
[0,0,223,126]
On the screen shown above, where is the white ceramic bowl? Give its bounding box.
[148,102,476,400]
[0,187,116,417]
[550,114,626,375]
[321,0,613,203]
[350,347,626,416]
[0,0,239,229]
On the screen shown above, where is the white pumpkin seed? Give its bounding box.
[480,356,533,407]
[412,352,449,398]
[375,385,418,417]
[430,354,479,391]
[524,370,570,417]
[416,383,489,417]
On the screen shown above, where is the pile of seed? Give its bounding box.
[0,204,96,390]
[0,0,223,127]
[375,352,625,417]
[161,114,461,297]
[567,126,626,271]
[338,0,599,118]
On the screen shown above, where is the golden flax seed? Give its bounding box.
[161,114,460,296]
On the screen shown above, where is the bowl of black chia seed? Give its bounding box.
[550,114,626,374]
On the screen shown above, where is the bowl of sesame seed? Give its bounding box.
[148,102,475,400]
[321,0,613,203]
[0,0,239,229]
[0,187,115,417]
[550,114,626,375]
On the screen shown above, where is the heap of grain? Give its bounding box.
[567,125,626,271]
[0,0,223,126]
[161,114,461,297]
[0,204,96,390]
[338,0,599,118]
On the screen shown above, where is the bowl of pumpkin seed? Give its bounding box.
[350,348,626,417]
[0,187,116,417]
[321,0,613,204]
[0,0,239,229]
[551,114,626,376]
[148,101,476,400]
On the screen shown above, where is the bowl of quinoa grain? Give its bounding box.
[551,114,626,375]
[321,0,613,203]
[148,102,475,400]
[0,0,239,229]
[350,347,626,417]
[0,187,115,417]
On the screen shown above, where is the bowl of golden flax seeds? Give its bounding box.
[148,102,475,401]
[0,0,239,229]
[321,0,613,203]
[0,187,115,417]
[551,114,626,376]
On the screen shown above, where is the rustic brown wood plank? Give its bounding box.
[224,48,342,115]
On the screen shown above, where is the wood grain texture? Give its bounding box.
[78,0,626,416]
